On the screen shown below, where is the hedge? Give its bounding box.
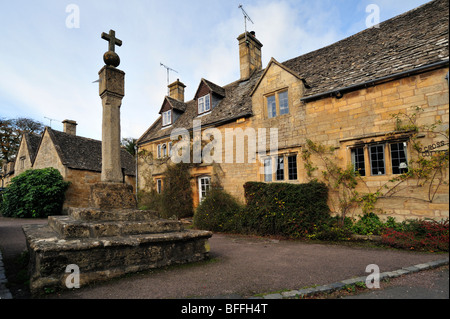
[241,181,330,237]
[1,168,70,218]
[194,187,243,232]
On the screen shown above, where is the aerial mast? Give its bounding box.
[238,4,254,44]
[160,63,179,95]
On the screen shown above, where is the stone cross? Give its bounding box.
[98,30,125,184]
[101,30,122,52]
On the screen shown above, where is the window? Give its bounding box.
[279,91,289,115]
[267,95,277,118]
[156,179,162,194]
[161,144,167,157]
[162,110,172,127]
[157,144,161,158]
[198,94,211,114]
[276,157,284,181]
[351,147,366,176]
[198,176,211,202]
[264,158,272,182]
[266,91,289,118]
[350,141,409,176]
[168,142,173,157]
[391,142,408,174]
[287,155,298,180]
[370,144,385,175]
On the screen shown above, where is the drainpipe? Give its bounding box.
[135,144,138,200]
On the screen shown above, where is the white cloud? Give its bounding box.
[0,0,431,142]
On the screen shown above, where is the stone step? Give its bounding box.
[66,207,159,222]
[48,216,184,239]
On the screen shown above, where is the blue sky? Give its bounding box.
[0,0,431,141]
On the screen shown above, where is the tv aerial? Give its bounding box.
[238,4,254,43]
[160,63,178,95]
[44,117,59,128]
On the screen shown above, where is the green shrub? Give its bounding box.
[351,212,385,235]
[312,216,354,241]
[1,168,70,218]
[137,190,162,213]
[242,181,330,238]
[160,163,193,219]
[194,187,243,232]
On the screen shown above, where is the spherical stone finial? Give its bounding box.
[103,51,120,67]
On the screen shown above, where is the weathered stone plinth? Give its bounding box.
[89,183,137,209]
[23,207,212,295]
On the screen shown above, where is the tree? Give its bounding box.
[121,137,137,157]
[0,117,44,166]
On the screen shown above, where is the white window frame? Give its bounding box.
[198,94,211,115]
[198,176,211,202]
[157,144,161,159]
[264,158,273,182]
[162,110,172,127]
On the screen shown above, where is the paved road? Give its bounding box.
[0,216,448,300]
[342,266,449,299]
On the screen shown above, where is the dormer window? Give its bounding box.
[198,94,211,115]
[162,110,172,127]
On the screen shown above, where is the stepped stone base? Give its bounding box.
[23,207,212,295]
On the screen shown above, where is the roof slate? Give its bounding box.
[283,0,449,97]
[24,132,42,165]
[46,128,135,176]
[138,0,449,145]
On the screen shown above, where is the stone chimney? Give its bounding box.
[237,31,263,81]
[62,120,77,136]
[168,79,186,102]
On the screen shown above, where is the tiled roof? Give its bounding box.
[47,128,135,176]
[138,73,262,144]
[24,132,41,164]
[138,0,449,145]
[283,0,449,97]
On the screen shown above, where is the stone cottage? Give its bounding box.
[5,119,136,209]
[138,0,449,221]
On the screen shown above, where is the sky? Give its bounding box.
[0,0,432,141]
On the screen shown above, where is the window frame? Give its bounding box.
[278,91,289,115]
[390,142,408,175]
[369,144,386,176]
[198,94,211,115]
[157,144,161,159]
[198,176,211,202]
[162,110,172,127]
[156,179,162,194]
[264,158,273,182]
[276,156,284,181]
[287,155,298,181]
[351,147,366,177]
[348,140,410,177]
[266,90,289,118]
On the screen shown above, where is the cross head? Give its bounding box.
[101,30,122,52]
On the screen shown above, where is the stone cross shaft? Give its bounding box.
[98,30,125,183]
[101,30,122,52]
